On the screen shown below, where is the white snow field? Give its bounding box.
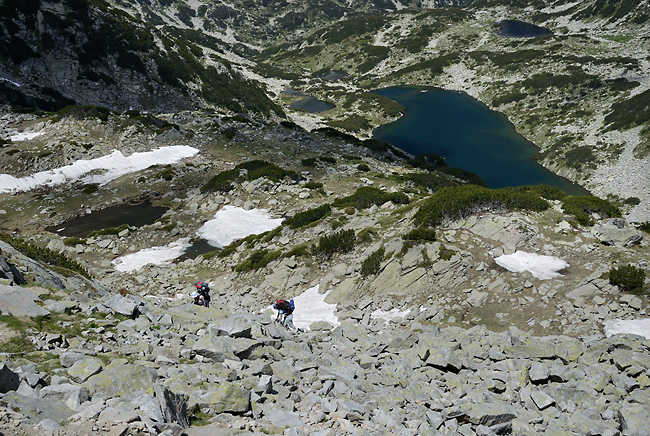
[494,251,569,280]
[0,146,199,194]
[9,131,43,141]
[268,285,340,331]
[112,238,192,273]
[112,206,283,272]
[196,205,284,247]
[371,308,411,323]
[604,319,650,340]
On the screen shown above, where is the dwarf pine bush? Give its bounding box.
[333,187,409,210]
[414,185,549,227]
[609,264,646,294]
[314,229,356,260]
[284,204,331,229]
[361,246,385,276]
[562,195,621,226]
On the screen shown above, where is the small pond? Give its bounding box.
[176,239,220,262]
[289,97,336,113]
[320,71,347,81]
[494,20,553,38]
[47,199,168,238]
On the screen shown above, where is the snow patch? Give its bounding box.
[9,131,43,141]
[0,146,199,194]
[112,238,191,272]
[267,285,339,331]
[196,205,283,247]
[604,319,650,340]
[371,308,411,323]
[494,251,569,280]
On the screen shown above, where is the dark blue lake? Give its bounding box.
[494,20,553,38]
[373,87,588,195]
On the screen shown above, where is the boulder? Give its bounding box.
[106,294,139,317]
[83,361,157,399]
[0,284,50,317]
[39,383,90,410]
[207,316,253,338]
[591,219,643,247]
[68,357,103,383]
[196,382,250,413]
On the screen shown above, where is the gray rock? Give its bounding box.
[39,383,90,410]
[67,357,103,383]
[83,361,157,400]
[106,294,138,317]
[591,219,643,247]
[196,382,250,413]
[0,284,50,317]
[447,402,517,427]
[529,361,550,384]
[154,385,190,428]
[618,404,650,436]
[529,390,555,411]
[261,404,304,427]
[208,316,253,338]
[98,404,140,423]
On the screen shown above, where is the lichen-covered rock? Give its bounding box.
[68,357,103,383]
[591,218,643,247]
[195,382,250,413]
[83,360,157,399]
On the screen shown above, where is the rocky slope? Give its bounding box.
[0,106,649,435]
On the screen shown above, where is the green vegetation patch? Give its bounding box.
[87,224,128,238]
[0,233,89,278]
[202,160,299,193]
[235,249,282,272]
[608,264,646,294]
[404,228,436,241]
[333,187,409,210]
[605,88,650,132]
[284,204,331,229]
[561,195,621,226]
[56,105,113,121]
[314,229,356,260]
[361,246,385,277]
[414,185,550,227]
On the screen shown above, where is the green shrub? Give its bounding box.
[414,185,550,227]
[562,196,621,226]
[408,153,446,171]
[63,237,87,246]
[361,247,385,276]
[404,228,436,241]
[0,233,89,278]
[284,204,331,229]
[565,146,596,169]
[439,245,455,261]
[344,207,355,215]
[357,163,370,172]
[624,197,641,205]
[319,155,337,164]
[87,224,128,238]
[235,249,282,271]
[638,222,650,233]
[314,229,356,260]
[81,184,99,194]
[439,167,487,187]
[201,168,239,193]
[202,160,299,193]
[284,244,310,258]
[333,187,409,210]
[305,181,323,189]
[608,264,646,294]
[357,227,376,243]
[302,158,318,167]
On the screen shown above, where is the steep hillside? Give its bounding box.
[0,0,282,116]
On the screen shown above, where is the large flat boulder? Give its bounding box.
[0,284,50,317]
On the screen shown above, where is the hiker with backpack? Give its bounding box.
[273,299,295,330]
[192,281,211,307]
